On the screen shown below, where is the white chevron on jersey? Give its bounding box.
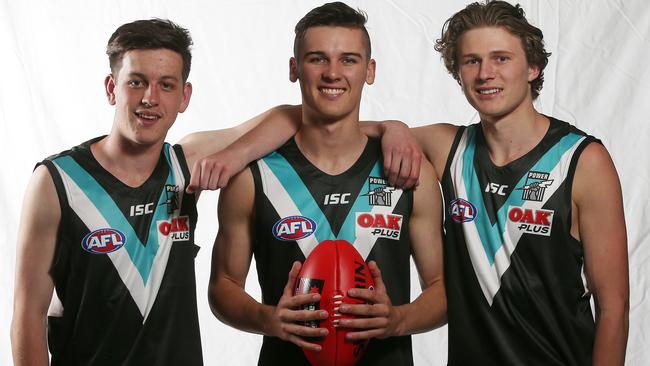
[257,159,403,260]
[450,130,586,305]
[258,159,320,257]
[53,148,186,320]
[352,190,403,260]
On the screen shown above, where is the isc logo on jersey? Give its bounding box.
[449,198,477,223]
[158,215,190,241]
[273,216,317,241]
[356,213,402,240]
[82,228,126,254]
[508,206,554,236]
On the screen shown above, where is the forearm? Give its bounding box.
[592,305,629,365]
[393,280,447,336]
[223,105,300,163]
[11,313,49,366]
[209,277,275,336]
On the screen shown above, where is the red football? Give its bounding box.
[294,240,374,366]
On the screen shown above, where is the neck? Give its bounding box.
[91,132,164,187]
[295,109,367,175]
[479,103,549,166]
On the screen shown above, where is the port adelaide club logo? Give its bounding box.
[362,177,395,206]
[515,171,554,202]
[273,216,317,241]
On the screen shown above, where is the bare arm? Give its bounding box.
[572,143,629,365]
[340,159,446,339]
[411,123,458,180]
[360,121,422,188]
[11,165,60,366]
[362,121,458,183]
[180,104,301,192]
[208,168,327,351]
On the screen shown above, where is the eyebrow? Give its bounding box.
[303,51,363,59]
[128,72,180,82]
[461,50,516,58]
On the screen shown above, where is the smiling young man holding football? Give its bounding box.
[208,2,446,365]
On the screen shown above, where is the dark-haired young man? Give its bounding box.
[9,18,311,366]
[208,2,446,365]
[369,1,628,365]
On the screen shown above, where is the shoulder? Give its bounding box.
[20,164,61,230]
[412,123,461,179]
[573,142,621,205]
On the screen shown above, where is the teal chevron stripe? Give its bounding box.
[336,161,382,242]
[461,127,583,264]
[263,152,334,241]
[54,149,174,284]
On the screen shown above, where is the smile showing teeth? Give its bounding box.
[478,88,501,95]
[320,87,345,95]
[137,113,159,120]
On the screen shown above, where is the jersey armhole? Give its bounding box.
[441,125,468,183]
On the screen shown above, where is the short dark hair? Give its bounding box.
[434,1,551,99]
[293,2,371,59]
[106,18,193,82]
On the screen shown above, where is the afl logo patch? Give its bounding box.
[81,228,126,254]
[273,216,316,241]
[449,198,477,223]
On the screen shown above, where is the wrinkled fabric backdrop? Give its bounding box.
[1,1,648,364]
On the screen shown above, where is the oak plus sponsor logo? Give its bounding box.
[449,198,477,223]
[158,215,190,241]
[356,212,403,240]
[82,228,126,254]
[273,216,316,241]
[362,177,395,206]
[508,206,554,236]
[516,171,554,202]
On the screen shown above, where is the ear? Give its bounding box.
[365,59,376,85]
[178,82,193,113]
[289,57,299,83]
[104,74,116,105]
[527,63,540,82]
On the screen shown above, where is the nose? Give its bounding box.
[142,84,159,107]
[478,60,495,81]
[322,62,342,82]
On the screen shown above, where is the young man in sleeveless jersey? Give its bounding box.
[208,3,446,365]
[10,17,423,366]
[368,1,627,365]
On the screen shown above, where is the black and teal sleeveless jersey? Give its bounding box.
[41,137,202,366]
[441,118,597,365]
[250,138,414,366]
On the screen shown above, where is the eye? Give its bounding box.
[464,58,479,65]
[495,55,510,63]
[308,56,326,64]
[128,79,144,88]
[341,57,357,65]
[161,82,176,91]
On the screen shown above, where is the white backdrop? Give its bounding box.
[1,0,648,365]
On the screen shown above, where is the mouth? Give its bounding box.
[134,111,161,124]
[319,87,346,97]
[476,87,502,96]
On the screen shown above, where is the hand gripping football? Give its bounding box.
[294,240,374,366]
